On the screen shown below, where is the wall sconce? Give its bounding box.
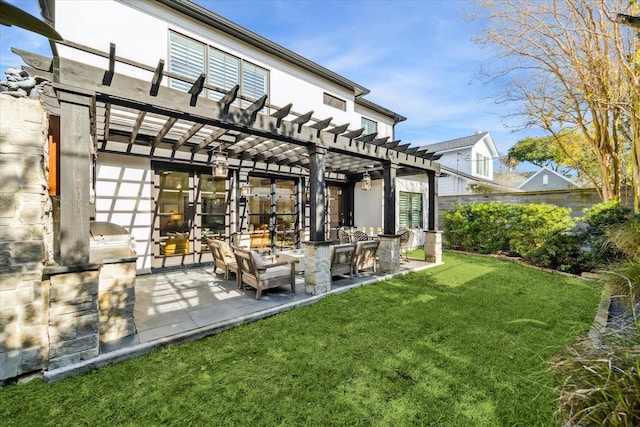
[304,181,310,204]
[212,150,229,178]
[361,171,372,191]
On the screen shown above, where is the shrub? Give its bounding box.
[551,337,640,427]
[605,217,640,307]
[551,214,640,427]
[508,204,578,270]
[442,202,511,254]
[582,201,633,264]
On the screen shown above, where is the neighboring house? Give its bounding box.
[418,132,506,195]
[517,166,581,191]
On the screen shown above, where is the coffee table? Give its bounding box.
[278,249,306,273]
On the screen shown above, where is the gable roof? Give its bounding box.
[420,132,489,153]
[517,166,581,189]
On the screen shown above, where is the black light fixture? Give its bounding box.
[212,149,229,178]
[361,170,372,191]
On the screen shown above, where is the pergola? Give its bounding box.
[15,41,440,267]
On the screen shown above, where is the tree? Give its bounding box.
[505,136,565,170]
[474,0,639,211]
[505,132,602,188]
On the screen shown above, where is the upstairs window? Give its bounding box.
[169,32,268,110]
[475,153,490,177]
[169,33,205,92]
[399,192,422,228]
[208,47,239,103]
[241,61,268,109]
[323,93,346,111]
[361,117,377,135]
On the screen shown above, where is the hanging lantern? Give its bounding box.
[212,150,229,178]
[240,182,251,198]
[361,171,372,191]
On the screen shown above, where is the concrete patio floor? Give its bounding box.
[45,258,439,382]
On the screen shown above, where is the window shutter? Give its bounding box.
[241,63,268,109]
[209,48,239,102]
[399,192,409,228]
[169,33,205,93]
[411,194,422,228]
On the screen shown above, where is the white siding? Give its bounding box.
[95,153,153,273]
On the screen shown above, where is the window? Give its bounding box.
[399,192,422,228]
[361,117,377,135]
[475,153,490,177]
[208,47,239,103]
[169,32,205,92]
[323,93,346,111]
[169,32,268,109]
[241,61,268,109]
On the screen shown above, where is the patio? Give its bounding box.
[44,257,439,383]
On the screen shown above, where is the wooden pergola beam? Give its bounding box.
[19,51,438,174]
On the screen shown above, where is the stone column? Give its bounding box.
[424,230,442,264]
[0,97,51,384]
[98,261,137,343]
[46,267,100,370]
[378,234,400,273]
[303,241,332,295]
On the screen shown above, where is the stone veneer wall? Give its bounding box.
[0,96,53,383]
[46,268,100,370]
[98,261,136,342]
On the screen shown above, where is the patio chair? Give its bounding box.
[233,247,296,299]
[330,243,356,279]
[352,230,369,242]
[353,240,380,277]
[397,228,415,261]
[337,227,352,244]
[207,237,239,283]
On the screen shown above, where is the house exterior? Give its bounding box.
[419,132,506,195]
[1,0,442,383]
[517,166,581,191]
[41,0,439,272]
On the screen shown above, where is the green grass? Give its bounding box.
[0,252,602,426]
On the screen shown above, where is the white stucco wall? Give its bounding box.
[95,153,153,273]
[354,180,383,232]
[53,0,396,137]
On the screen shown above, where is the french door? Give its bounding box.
[246,176,299,253]
[153,166,227,268]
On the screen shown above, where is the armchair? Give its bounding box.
[330,243,356,279]
[207,237,239,282]
[397,228,415,261]
[233,247,296,299]
[353,240,380,276]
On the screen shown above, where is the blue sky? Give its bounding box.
[0,0,540,164]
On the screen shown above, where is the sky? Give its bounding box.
[0,0,541,167]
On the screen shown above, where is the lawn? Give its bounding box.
[0,252,602,426]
